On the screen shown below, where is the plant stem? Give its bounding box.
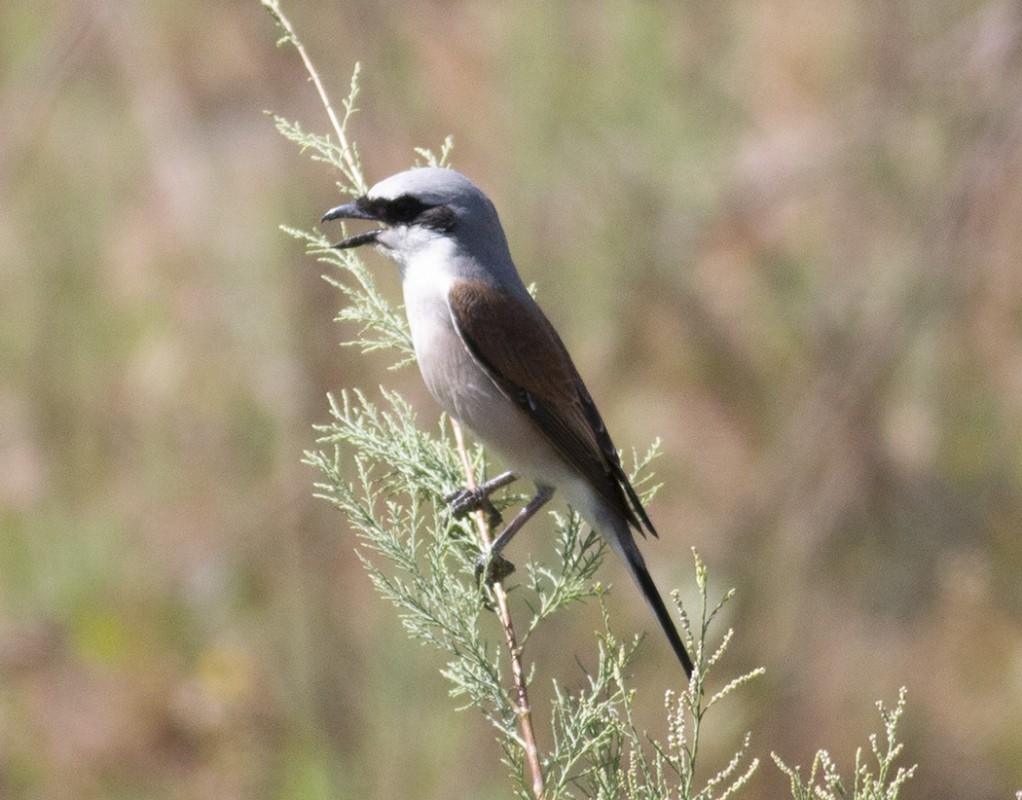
[261,0,366,193]
[450,418,545,799]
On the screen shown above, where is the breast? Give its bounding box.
[403,274,489,417]
[406,289,503,428]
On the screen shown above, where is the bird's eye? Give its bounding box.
[388,195,426,224]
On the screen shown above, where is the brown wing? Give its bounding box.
[448,279,656,537]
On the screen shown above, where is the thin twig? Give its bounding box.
[450,418,546,800]
[261,0,366,193]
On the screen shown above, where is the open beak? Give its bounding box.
[321,201,383,249]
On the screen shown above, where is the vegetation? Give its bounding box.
[1,0,1020,798]
[281,21,908,799]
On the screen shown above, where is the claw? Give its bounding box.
[445,486,503,528]
[474,552,516,586]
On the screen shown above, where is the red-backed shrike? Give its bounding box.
[322,168,693,677]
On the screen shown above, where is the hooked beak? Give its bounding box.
[321,201,383,249]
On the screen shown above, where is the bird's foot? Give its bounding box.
[474,551,516,586]
[444,486,503,528]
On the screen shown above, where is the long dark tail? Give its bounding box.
[612,521,694,678]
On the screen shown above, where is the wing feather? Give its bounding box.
[448,279,656,537]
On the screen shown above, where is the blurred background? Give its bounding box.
[2,0,1021,797]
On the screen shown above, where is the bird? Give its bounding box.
[322,167,694,678]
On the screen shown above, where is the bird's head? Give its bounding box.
[321,168,513,276]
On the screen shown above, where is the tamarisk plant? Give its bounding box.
[772,688,917,800]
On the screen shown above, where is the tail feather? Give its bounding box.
[612,522,694,678]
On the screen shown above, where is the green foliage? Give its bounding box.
[307,380,763,800]
[291,227,416,369]
[535,553,763,800]
[772,688,916,800]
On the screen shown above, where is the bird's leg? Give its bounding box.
[476,485,555,585]
[445,470,517,528]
